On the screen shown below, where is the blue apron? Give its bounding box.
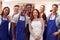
[16,15,26,40]
[45,14,58,40]
[0,17,9,40]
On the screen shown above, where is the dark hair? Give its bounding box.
[1,7,10,16]
[14,5,19,7]
[41,5,45,8]
[25,4,32,8]
[52,4,58,8]
[40,5,45,11]
[21,10,26,16]
[30,9,40,21]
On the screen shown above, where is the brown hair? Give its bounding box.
[52,4,58,8]
[25,4,32,8]
[30,9,40,21]
[41,5,45,8]
[1,7,10,17]
[14,5,19,7]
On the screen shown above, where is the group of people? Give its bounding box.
[0,4,60,40]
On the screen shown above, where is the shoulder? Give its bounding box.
[40,18,43,21]
[56,14,60,21]
[26,16,30,21]
[13,13,19,18]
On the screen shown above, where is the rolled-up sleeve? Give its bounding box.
[56,15,60,32]
[56,16,60,27]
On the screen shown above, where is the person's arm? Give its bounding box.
[11,22,16,40]
[7,15,12,22]
[11,14,18,40]
[29,20,37,39]
[42,14,47,26]
[42,18,45,34]
[40,18,45,36]
[56,15,60,29]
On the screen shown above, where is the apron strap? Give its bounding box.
[18,14,20,21]
[12,14,14,18]
[48,13,58,21]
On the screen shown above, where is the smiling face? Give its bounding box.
[51,4,58,14]
[52,5,58,13]
[32,9,40,19]
[14,7,19,14]
[40,5,45,13]
[3,7,10,16]
[4,8,9,15]
[30,9,40,21]
[33,10,38,18]
[26,6,32,12]
[21,10,26,16]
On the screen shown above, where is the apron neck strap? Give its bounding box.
[49,13,57,20]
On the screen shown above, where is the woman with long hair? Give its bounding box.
[29,9,44,40]
[0,7,10,40]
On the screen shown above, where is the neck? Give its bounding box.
[34,17,37,19]
[3,15,7,18]
[52,12,57,15]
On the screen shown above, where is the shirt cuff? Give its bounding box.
[58,29,60,32]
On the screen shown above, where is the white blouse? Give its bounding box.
[29,18,44,40]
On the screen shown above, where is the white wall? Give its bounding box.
[2,0,60,16]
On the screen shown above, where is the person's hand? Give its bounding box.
[12,37,15,40]
[35,36,40,40]
[53,32,59,36]
[8,15,12,22]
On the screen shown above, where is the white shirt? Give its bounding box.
[56,15,60,32]
[11,14,29,27]
[50,15,55,20]
[29,18,44,40]
[0,15,8,25]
